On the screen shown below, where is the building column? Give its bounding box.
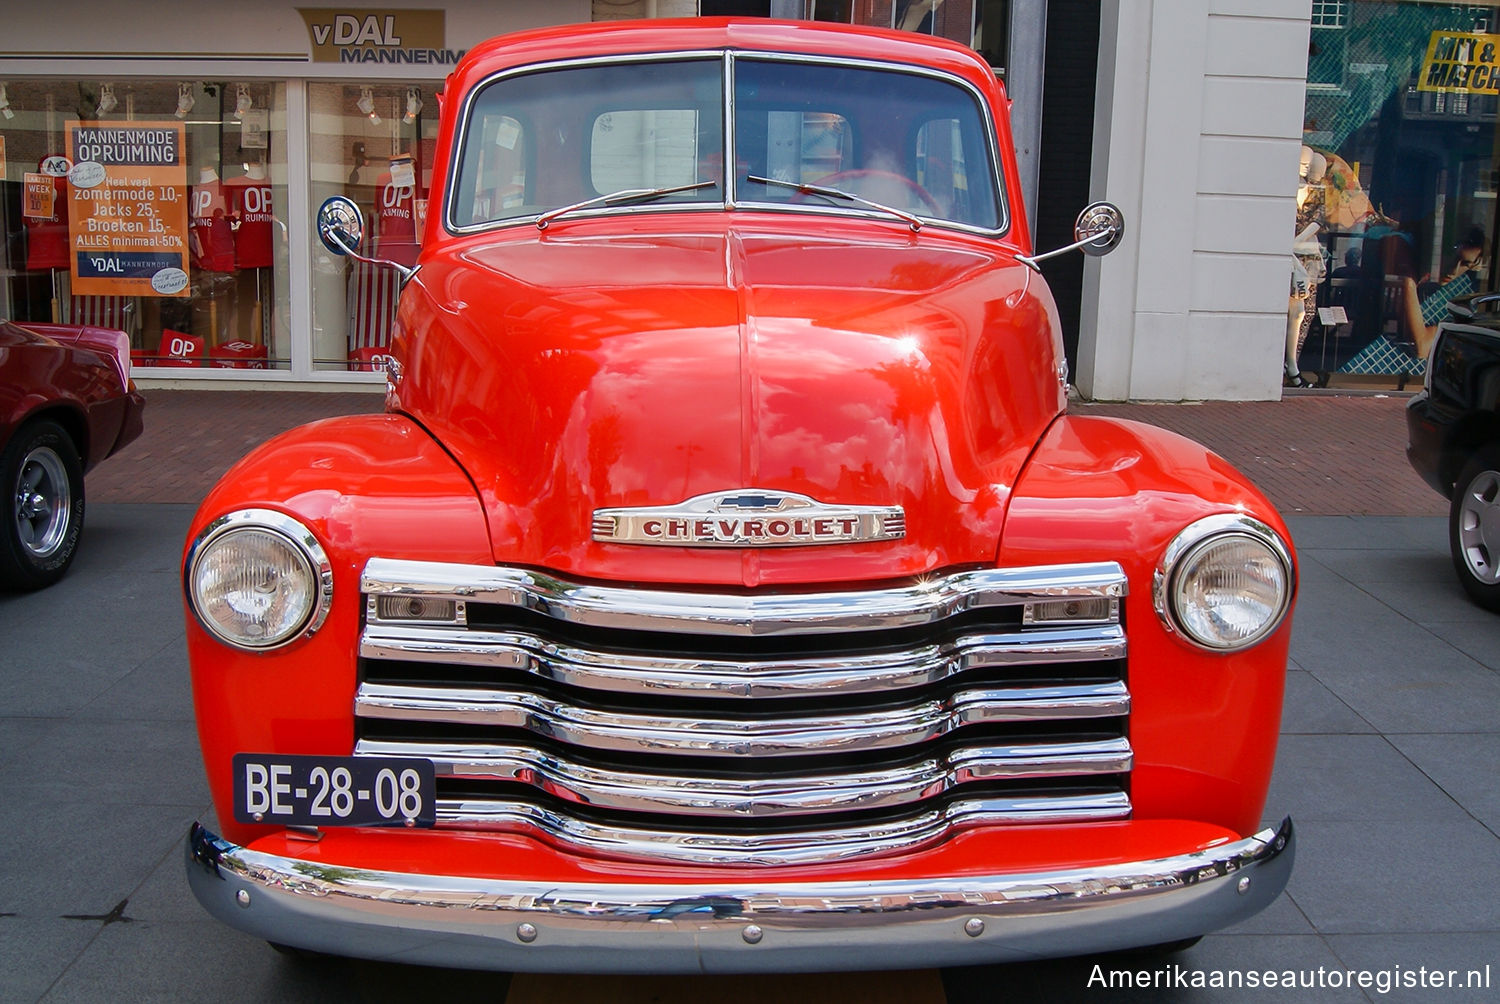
[1008,0,1047,226]
[1077,0,1310,402]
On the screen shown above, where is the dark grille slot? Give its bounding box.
[463,601,1027,659]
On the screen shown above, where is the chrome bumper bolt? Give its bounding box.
[742,924,764,945]
[1237,876,1252,895]
[517,923,538,943]
[964,917,985,937]
[236,890,251,908]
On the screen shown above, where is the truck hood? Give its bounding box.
[395,218,1063,586]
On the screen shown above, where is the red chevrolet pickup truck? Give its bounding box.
[183,18,1296,972]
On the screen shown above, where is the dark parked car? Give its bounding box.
[0,320,145,590]
[1406,295,1500,611]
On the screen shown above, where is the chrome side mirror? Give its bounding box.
[315,195,417,282]
[1016,201,1126,271]
[1074,202,1125,257]
[317,196,366,257]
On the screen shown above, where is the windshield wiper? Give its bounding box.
[536,181,717,230]
[743,174,923,232]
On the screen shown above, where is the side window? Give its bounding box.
[591,110,703,192]
[465,114,527,224]
[916,118,971,224]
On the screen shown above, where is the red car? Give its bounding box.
[183,19,1296,972]
[1,320,144,589]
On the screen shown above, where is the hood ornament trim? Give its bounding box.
[593,490,905,548]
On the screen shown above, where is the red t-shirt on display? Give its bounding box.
[224,174,274,269]
[24,165,70,271]
[190,179,236,273]
[373,171,420,267]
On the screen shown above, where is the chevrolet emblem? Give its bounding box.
[592,490,905,548]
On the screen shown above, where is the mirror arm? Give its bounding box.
[1015,226,1120,272]
[323,227,419,284]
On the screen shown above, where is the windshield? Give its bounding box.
[449,54,1003,233]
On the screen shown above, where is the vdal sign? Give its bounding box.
[298,8,465,65]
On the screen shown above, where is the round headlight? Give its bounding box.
[1155,515,1294,651]
[187,509,332,650]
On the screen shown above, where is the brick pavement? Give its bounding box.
[85,388,1447,517]
[1079,394,1445,517]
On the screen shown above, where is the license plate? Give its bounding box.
[232,754,436,828]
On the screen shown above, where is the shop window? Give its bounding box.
[308,82,436,372]
[1295,0,1500,390]
[893,0,976,46]
[812,0,853,22]
[0,80,287,371]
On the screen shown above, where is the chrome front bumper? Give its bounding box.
[186,818,1294,973]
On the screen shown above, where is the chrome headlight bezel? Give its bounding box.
[185,508,334,651]
[1153,514,1294,652]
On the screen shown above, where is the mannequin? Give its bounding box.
[225,150,275,345]
[188,163,235,352]
[190,165,235,273]
[1286,146,1327,387]
[373,153,420,268]
[226,152,274,270]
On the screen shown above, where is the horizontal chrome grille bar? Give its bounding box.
[354,737,1133,817]
[355,680,1130,758]
[361,559,1126,638]
[360,623,1126,698]
[432,792,1134,866]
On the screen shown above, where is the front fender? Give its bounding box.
[1000,415,1297,837]
[183,414,493,847]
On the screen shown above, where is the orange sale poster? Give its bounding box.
[66,121,190,297]
[23,173,55,219]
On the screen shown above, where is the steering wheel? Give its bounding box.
[798,169,942,216]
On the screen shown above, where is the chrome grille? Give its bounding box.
[356,558,1130,865]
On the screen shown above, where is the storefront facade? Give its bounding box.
[0,3,1345,401]
[0,0,594,386]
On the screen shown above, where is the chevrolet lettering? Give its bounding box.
[182,18,1298,975]
[593,490,905,546]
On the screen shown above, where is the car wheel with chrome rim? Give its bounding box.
[1450,444,1500,612]
[1,418,85,591]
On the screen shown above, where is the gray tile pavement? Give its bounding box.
[0,507,1495,1002]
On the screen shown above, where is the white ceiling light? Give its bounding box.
[175,82,195,119]
[357,86,380,124]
